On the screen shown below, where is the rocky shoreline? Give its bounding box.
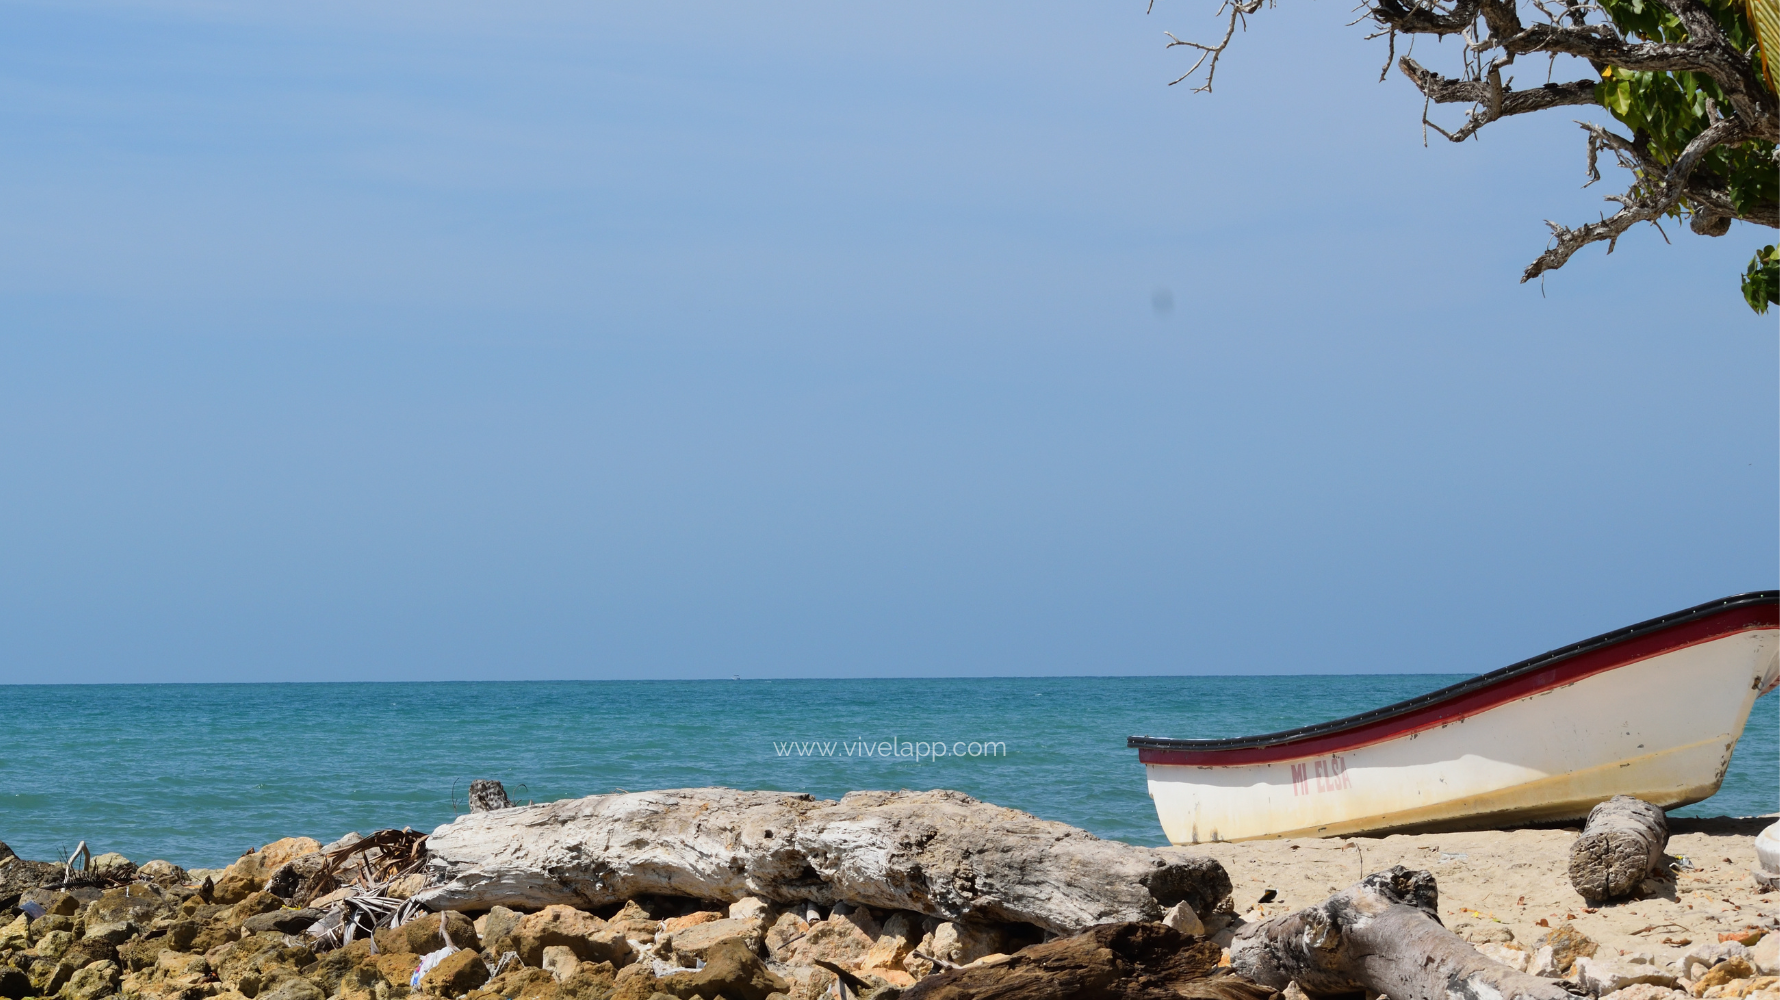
[2,786,1779,1000]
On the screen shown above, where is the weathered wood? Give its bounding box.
[416,788,1233,936]
[467,780,513,813]
[904,922,1279,1000]
[1567,795,1667,901]
[1230,866,1575,1000]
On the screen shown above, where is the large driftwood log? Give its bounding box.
[1231,866,1575,1000]
[415,788,1231,935]
[904,922,1279,1000]
[1567,795,1668,901]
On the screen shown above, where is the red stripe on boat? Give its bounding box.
[1138,602,1778,767]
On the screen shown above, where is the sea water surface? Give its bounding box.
[2,677,1774,869]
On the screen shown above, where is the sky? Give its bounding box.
[0,0,1774,684]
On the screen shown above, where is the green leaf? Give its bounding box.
[1741,245,1780,315]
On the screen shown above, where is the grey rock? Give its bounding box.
[242,909,324,935]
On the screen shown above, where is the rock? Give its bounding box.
[1693,959,1757,997]
[659,911,722,935]
[211,873,264,906]
[1161,900,1205,937]
[228,893,286,930]
[605,901,659,944]
[476,906,525,959]
[1604,986,1690,1000]
[258,840,323,872]
[59,960,121,1000]
[1682,944,1755,981]
[135,861,188,886]
[386,874,429,900]
[420,949,490,998]
[34,930,76,961]
[1575,956,1681,996]
[62,939,119,973]
[1534,923,1600,977]
[0,917,29,951]
[656,939,787,1000]
[87,855,131,873]
[265,855,328,901]
[417,788,1234,936]
[1479,942,1532,973]
[1754,935,1780,977]
[379,912,480,955]
[85,885,170,943]
[763,912,808,957]
[859,913,916,974]
[0,965,29,1000]
[511,905,624,967]
[560,961,618,997]
[729,898,771,921]
[610,964,659,1000]
[923,921,1004,967]
[540,945,578,983]
[770,914,875,968]
[658,918,764,964]
[256,979,324,1000]
[242,910,323,935]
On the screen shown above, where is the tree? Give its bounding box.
[1153,0,1780,312]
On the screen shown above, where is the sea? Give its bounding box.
[2,677,1774,870]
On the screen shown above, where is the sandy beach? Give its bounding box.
[1196,816,1780,962]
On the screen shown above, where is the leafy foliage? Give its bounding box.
[1595,0,1776,311]
[1742,244,1779,312]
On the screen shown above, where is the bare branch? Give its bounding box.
[1521,116,1752,281]
[1164,0,1270,91]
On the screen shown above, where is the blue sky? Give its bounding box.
[0,0,1773,683]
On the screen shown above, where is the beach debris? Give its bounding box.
[902,920,1270,1000]
[1231,866,1580,1000]
[466,780,514,813]
[1570,796,1671,902]
[415,787,1234,936]
[1754,822,1780,890]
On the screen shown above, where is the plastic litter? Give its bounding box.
[409,913,458,987]
[19,901,45,922]
[411,946,454,987]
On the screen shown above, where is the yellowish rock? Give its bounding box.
[0,915,28,950]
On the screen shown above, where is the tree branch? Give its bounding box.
[1522,115,1753,281]
[1399,56,1599,140]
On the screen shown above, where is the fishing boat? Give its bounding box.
[1129,592,1780,844]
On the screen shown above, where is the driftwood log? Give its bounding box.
[416,788,1232,935]
[1567,795,1668,901]
[1231,866,1575,1000]
[904,922,1279,1000]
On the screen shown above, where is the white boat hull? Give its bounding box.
[1134,596,1779,844]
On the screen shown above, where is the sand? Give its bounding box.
[1188,816,1780,961]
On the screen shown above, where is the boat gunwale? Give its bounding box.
[1126,590,1779,755]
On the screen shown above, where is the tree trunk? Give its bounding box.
[903,921,1279,1000]
[1229,866,1575,1000]
[415,788,1232,936]
[1567,795,1667,901]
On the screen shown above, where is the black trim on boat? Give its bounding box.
[1126,591,1779,752]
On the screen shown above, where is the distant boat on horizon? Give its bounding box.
[1130,591,1780,843]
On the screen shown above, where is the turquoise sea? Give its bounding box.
[1,677,1774,869]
